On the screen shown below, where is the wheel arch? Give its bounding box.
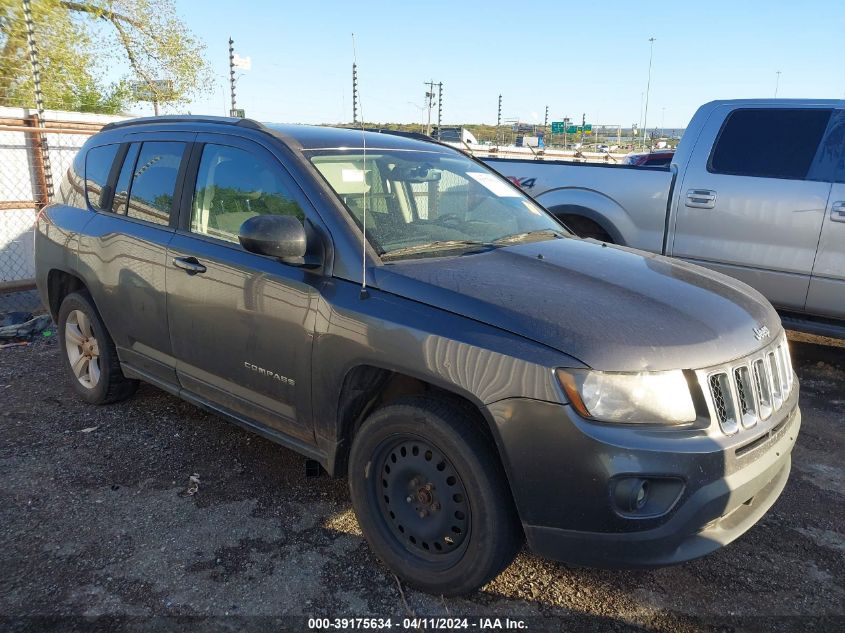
[46,268,88,320]
[329,363,503,478]
[538,187,633,245]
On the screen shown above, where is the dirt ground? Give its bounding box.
[0,337,843,633]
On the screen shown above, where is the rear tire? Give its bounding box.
[57,291,138,405]
[348,396,521,595]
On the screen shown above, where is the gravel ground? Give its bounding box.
[0,336,843,633]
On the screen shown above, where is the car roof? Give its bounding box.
[100,115,451,153]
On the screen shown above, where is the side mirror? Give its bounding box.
[238,214,307,262]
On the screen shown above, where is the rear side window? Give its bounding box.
[125,142,186,226]
[84,144,119,210]
[709,109,832,180]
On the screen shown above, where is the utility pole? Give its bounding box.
[228,37,237,117]
[580,112,586,146]
[543,105,549,144]
[437,82,443,139]
[497,94,502,146]
[424,80,436,136]
[774,70,781,98]
[352,62,359,123]
[642,37,655,150]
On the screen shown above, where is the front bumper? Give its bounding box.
[486,388,800,568]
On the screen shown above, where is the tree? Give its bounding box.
[0,0,211,113]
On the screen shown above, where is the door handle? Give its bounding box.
[685,189,717,209]
[172,256,207,275]
[832,201,845,223]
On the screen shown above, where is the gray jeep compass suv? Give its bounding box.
[35,116,801,595]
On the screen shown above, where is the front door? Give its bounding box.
[807,181,845,320]
[165,134,326,444]
[671,107,833,311]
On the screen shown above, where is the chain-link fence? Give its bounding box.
[1,1,129,316]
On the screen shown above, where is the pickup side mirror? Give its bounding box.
[238,214,307,262]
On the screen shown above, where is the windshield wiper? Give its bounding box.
[492,229,566,245]
[381,239,492,260]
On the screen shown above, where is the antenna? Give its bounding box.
[352,33,369,299]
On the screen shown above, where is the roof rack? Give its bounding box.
[101,115,265,132]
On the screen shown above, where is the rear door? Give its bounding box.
[77,133,193,385]
[806,109,845,320]
[165,133,328,444]
[670,107,832,310]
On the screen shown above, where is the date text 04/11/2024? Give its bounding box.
[307,617,528,630]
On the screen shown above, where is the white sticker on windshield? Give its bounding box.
[466,172,522,197]
[342,168,366,182]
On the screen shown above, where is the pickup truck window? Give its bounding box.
[84,144,119,211]
[308,149,563,258]
[190,144,304,243]
[126,142,186,226]
[709,108,832,180]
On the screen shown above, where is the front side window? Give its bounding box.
[709,108,832,180]
[191,144,303,243]
[126,142,186,226]
[308,149,565,259]
[84,144,119,211]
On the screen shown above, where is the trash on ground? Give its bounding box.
[187,473,200,496]
[79,426,99,433]
[0,314,54,341]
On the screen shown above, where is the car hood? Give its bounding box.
[373,238,781,371]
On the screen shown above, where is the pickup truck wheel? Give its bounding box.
[348,396,521,595]
[57,291,138,405]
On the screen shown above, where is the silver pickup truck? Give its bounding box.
[484,99,845,338]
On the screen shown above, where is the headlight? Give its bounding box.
[556,369,696,425]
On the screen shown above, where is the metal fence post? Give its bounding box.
[23,0,53,204]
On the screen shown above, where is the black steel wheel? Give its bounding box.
[374,436,471,563]
[349,396,521,596]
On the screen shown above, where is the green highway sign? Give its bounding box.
[565,124,592,134]
[551,121,565,133]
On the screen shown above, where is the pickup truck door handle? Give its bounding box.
[832,201,845,223]
[685,189,717,209]
[172,256,207,275]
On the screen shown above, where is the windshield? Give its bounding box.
[307,149,567,259]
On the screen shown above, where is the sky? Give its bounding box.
[140,0,845,130]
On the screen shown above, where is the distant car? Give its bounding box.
[622,150,675,166]
[597,144,610,153]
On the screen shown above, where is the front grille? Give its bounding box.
[702,335,793,435]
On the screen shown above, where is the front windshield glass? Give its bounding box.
[307,149,567,259]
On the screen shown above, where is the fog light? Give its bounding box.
[610,476,685,519]
[615,478,649,513]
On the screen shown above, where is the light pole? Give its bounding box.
[642,37,655,150]
[774,71,781,97]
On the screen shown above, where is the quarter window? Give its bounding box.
[126,142,186,226]
[191,144,303,243]
[709,109,832,180]
[84,144,119,210]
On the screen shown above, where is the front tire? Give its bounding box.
[348,396,521,595]
[57,291,138,404]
